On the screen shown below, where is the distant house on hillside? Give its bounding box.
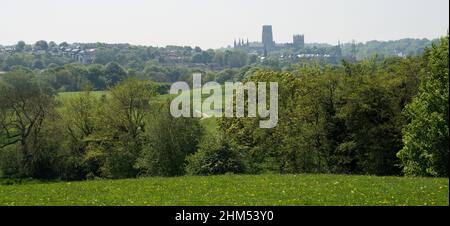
[57,46,96,64]
[4,46,16,54]
[77,49,96,64]
[71,48,81,58]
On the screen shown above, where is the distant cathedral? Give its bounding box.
[232,25,342,64]
[234,25,305,54]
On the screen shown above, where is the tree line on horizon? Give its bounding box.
[0,38,435,82]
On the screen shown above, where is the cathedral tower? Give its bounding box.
[262,25,274,51]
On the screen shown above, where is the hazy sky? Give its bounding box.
[1,0,448,49]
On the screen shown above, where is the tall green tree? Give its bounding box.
[58,89,102,179]
[96,78,156,178]
[34,40,49,51]
[397,36,449,177]
[104,62,127,86]
[0,69,57,177]
[337,72,403,175]
[135,101,203,176]
[15,41,26,52]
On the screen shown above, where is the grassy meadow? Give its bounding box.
[0,174,448,206]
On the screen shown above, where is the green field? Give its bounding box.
[0,174,448,206]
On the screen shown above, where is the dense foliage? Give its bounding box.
[218,36,448,176]
[397,36,449,177]
[0,36,448,180]
[186,134,245,175]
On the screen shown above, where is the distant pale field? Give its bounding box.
[56,90,220,132]
[57,86,227,107]
[57,90,109,99]
[0,174,448,206]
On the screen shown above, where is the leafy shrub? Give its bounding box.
[0,145,22,178]
[135,102,203,177]
[186,134,245,175]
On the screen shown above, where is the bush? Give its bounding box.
[101,144,139,179]
[186,134,245,175]
[135,102,203,177]
[55,145,88,181]
[0,145,22,178]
